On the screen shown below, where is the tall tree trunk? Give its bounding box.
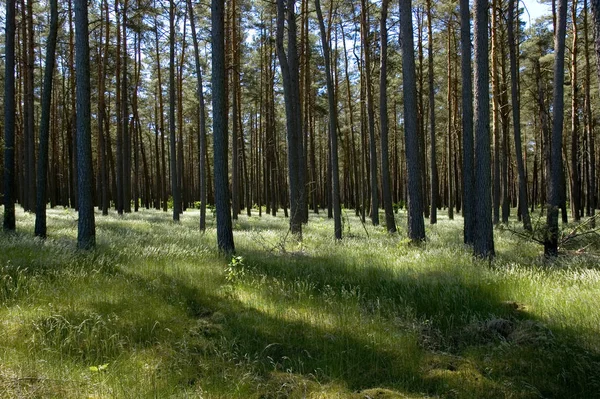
[231,0,240,219]
[123,0,131,213]
[491,0,501,225]
[507,0,532,231]
[188,0,208,231]
[473,0,495,258]
[545,0,568,256]
[276,0,305,238]
[584,0,596,226]
[379,0,397,233]
[75,0,96,249]
[361,0,379,226]
[3,0,16,231]
[25,0,35,212]
[212,0,235,253]
[115,0,123,214]
[460,0,474,244]
[316,0,342,239]
[570,0,581,221]
[427,0,438,225]
[35,0,58,237]
[447,20,454,220]
[170,0,181,221]
[400,0,426,242]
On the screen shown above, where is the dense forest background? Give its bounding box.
[1,0,599,256]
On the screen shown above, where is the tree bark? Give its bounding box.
[75,0,96,249]
[316,0,342,239]
[379,0,397,233]
[508,0,532,231]
[276,0,305,238]
[3,0,16,231]
[212,0,235,253]
[460,0,474,244]
[170,0,181,221]
[473,0,495,258]
[427,0,438,225]
[400,0,426,242]
[361,0,379,226]
[545,0,568,256]
[35,0,59,238]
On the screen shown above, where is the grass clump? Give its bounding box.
[0,206,599,398]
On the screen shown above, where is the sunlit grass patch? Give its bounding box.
[1,206,599,397]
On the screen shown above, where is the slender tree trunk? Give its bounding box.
[379,0,397,233]
[584,0,596,226]
[188,0,208,231]
[570,0,581,221]
[545,0,568,256]
[400,0,426,242]
[34,0,58,237]
[212,0,235,253]
[447,20,454,220]
[316,0,342,239]
[361,0,379,226]
[25,0,35,212]
[74,0,96,249]
[427,0,438,225]
[276,0,304,237]
[460,0,474,244]
[508,0,532,231]
[3,0,16,231]
[473,0,495,258]
[491,0,501,225]
[123,0,131,213]
[115,0,123,214]
[169,0,181,221]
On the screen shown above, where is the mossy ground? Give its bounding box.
[1,206,599,398]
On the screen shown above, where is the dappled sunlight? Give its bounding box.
[1,207,600,397]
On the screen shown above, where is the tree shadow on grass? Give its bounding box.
[107,259,600,399]
[13,234,600,398]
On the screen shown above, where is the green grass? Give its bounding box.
[1,206,599,398]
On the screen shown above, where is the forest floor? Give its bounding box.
[0,206,599,398]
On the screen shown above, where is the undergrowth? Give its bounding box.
[0,206,599,398]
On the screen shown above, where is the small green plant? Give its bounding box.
[89,363,109,373]
[225,255,246,283]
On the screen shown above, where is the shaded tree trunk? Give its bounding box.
[508,0,532,230]
[212,0,235,253]
[170,0,181,221]
[3,0,16,231]
[74,0,96,249]
[427,0,438,225]
[400,0,426,242]
[276,0,305,238]
[473,0,495,258]
[460,0,474,244]
[361,0,379,226]
[379,0,397,233]
[545,0,568,256]
[188,0,208,231]
[316,0,342,239]
[35,0,59,238]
